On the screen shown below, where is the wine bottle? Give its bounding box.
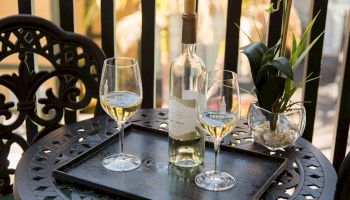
[168,0,206,167]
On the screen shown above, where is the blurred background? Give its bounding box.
[0,0,349,165]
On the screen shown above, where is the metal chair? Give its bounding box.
[0,14,106,194]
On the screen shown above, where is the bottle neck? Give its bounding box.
[181,14,197,44]
[182,43,197,55]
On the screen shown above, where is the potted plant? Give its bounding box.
[242,0,323,150]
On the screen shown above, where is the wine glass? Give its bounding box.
[195,70,241,191]
[99,57,143,172]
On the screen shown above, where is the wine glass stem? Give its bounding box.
[214,138,221,173]
[118,122,124,154]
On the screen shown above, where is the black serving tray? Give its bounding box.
[53,124,287,200]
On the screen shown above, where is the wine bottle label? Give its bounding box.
[169,91,197,137]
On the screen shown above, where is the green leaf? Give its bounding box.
[280,73,319,111]
[256,71,270,92]
[265,3,274,13]
[241,42,268,86]
[260,41,281,66]
[280,79,294,111]
[265,0,282,13]
[257,57,293,82]
[284,79,293,97]
[253,14,262,42]
[235,23,253,43]
[292,31,324,70]
[258,77,286,111]
[291,33,297,57]
[260,48,276,66]
[290,11,321,68]
[274,39,282,55]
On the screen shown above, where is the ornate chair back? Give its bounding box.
[0,14,106,194]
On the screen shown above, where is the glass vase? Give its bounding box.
[248,102,306,151]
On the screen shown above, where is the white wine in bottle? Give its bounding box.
[168,0,206,167]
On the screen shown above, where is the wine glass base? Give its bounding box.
[195,171,236,191]
[102,153,141,172]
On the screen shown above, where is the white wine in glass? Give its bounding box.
[199,111,239,139]
[101,91,142,122]
[195,70,241,191]
[99,57,143,172]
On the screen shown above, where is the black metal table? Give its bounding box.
[14,109,337,200]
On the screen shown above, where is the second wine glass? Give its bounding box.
[99,57,143,172]
[195,70,241,191]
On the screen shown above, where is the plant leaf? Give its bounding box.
[290,11,321,68]
[280,73,319,111]
[255,70,270,92]
[292,31,324,70]
[265,3,274,13]
[241,42,268,86]
[253,14,262,42]
[260,41,281,66]
[257,57,293,82]
[280,79,295,111]
[265,0,282,13]
[235,23,253,43]
[258,77,286,111]
[292,32,297,57]
[260,48,276,66]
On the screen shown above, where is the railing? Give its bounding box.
[10,0,349,171]
[332,12,350,171]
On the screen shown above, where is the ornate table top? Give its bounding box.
[14,109,337,200]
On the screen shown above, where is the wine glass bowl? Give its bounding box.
[195,70,240,191]
[99,57,143,172]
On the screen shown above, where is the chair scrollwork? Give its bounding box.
[0,14,106,194]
